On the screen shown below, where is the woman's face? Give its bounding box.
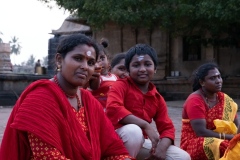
[97,51,109,75]
[129,54,155,85]
[111,59,128,79]
[57,44,96,87]
[202,68,223,93]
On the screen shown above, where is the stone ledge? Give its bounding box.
[0,73,51,81]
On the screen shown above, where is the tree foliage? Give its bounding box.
[25,54,36,66]
[9,36,21,55]
[42,55,48,67]
[0,32,3,43]
[38,0,240,47]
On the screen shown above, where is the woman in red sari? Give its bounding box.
[0,34,133,160]
[180,62,239,160]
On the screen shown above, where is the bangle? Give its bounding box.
[219,133,222,139]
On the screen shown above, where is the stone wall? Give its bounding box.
[0,43,12,73]
[0,74,51,106]
[152,76,240,101]
[94,22,168,80]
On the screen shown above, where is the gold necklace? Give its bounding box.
[200,88,218,109]
[54,75,82,109]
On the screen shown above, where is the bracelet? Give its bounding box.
[219,133,222,139]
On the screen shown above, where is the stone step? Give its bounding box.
[0,91,19,106]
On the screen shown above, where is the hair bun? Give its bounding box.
[100,38,108,48]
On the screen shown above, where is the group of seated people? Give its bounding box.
[0,33,239,160]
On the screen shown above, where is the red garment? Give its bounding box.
[91,73,118,108]
[106,77,175,140]
[180,92,236,160]
[27,107,131,160]
[0,79,130,160]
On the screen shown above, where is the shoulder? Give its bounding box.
[81,88,102,104]
[80,88,106,111]
[220,92,235,102]
[22,79,55,94]
[183,93,204,107]
[101,73,118,81]
[113,77,129,86]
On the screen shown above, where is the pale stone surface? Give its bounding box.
[0,43,12,73]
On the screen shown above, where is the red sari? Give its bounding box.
[180,92,238,160]
[0,79,130,160]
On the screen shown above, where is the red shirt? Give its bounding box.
[106,77,175,140]
[91,73,118,108]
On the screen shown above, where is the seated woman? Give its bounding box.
[106,44,190,160]
[0,34,133,160]
[180,62,239,160]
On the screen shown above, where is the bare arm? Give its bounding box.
[191,119,234,140]
[88,72,100,90]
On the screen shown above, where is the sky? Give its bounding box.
[0,0,70,65]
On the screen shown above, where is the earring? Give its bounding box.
[154,71,156,74]
[56,64,61,72]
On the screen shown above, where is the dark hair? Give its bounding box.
[98,38,109,56]
[125,44,158,72]
[111,52,126,68]
[192,62,219,91]
[56,33,99,60]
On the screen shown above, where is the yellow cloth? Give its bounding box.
[220,134,240,160]
[213,119,238,134]
[203,137,224,160]
[204,94,238,160]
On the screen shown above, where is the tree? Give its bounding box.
[38,0,175,29]
[25,54,36,66]
[0,32,3,43]
[42,55,48,67]
[38,0,240,47]
[173,0,240,47]
[9,36,21,55]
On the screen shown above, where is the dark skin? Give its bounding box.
[84,61,101,90]
[191,68,239,140]
[53,45,132,160]
[123,54,172,160]
[120,115,172,160]
[88,51,110,90]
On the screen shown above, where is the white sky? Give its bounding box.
[0,0,70,65]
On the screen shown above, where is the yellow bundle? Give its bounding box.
[213,119,237,134]
[220,134,240,160]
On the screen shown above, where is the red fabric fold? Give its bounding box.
[0,79,128,160]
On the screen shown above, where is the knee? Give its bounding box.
[178,150,191,160]
[117,124,143,142]
[166,146,191,160]
[124,124,143,140]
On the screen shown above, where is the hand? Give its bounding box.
[89,72,100,81]
[143,124,159,153]
[145,143,166,160]
[145,138,171,160]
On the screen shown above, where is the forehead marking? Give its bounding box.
[86,51,92,56]
[137,55,144,61]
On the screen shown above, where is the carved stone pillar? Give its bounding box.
[0,43,12,73]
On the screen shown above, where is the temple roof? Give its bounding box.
[51,16,90,35]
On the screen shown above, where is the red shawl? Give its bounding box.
[0,79,128,160]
